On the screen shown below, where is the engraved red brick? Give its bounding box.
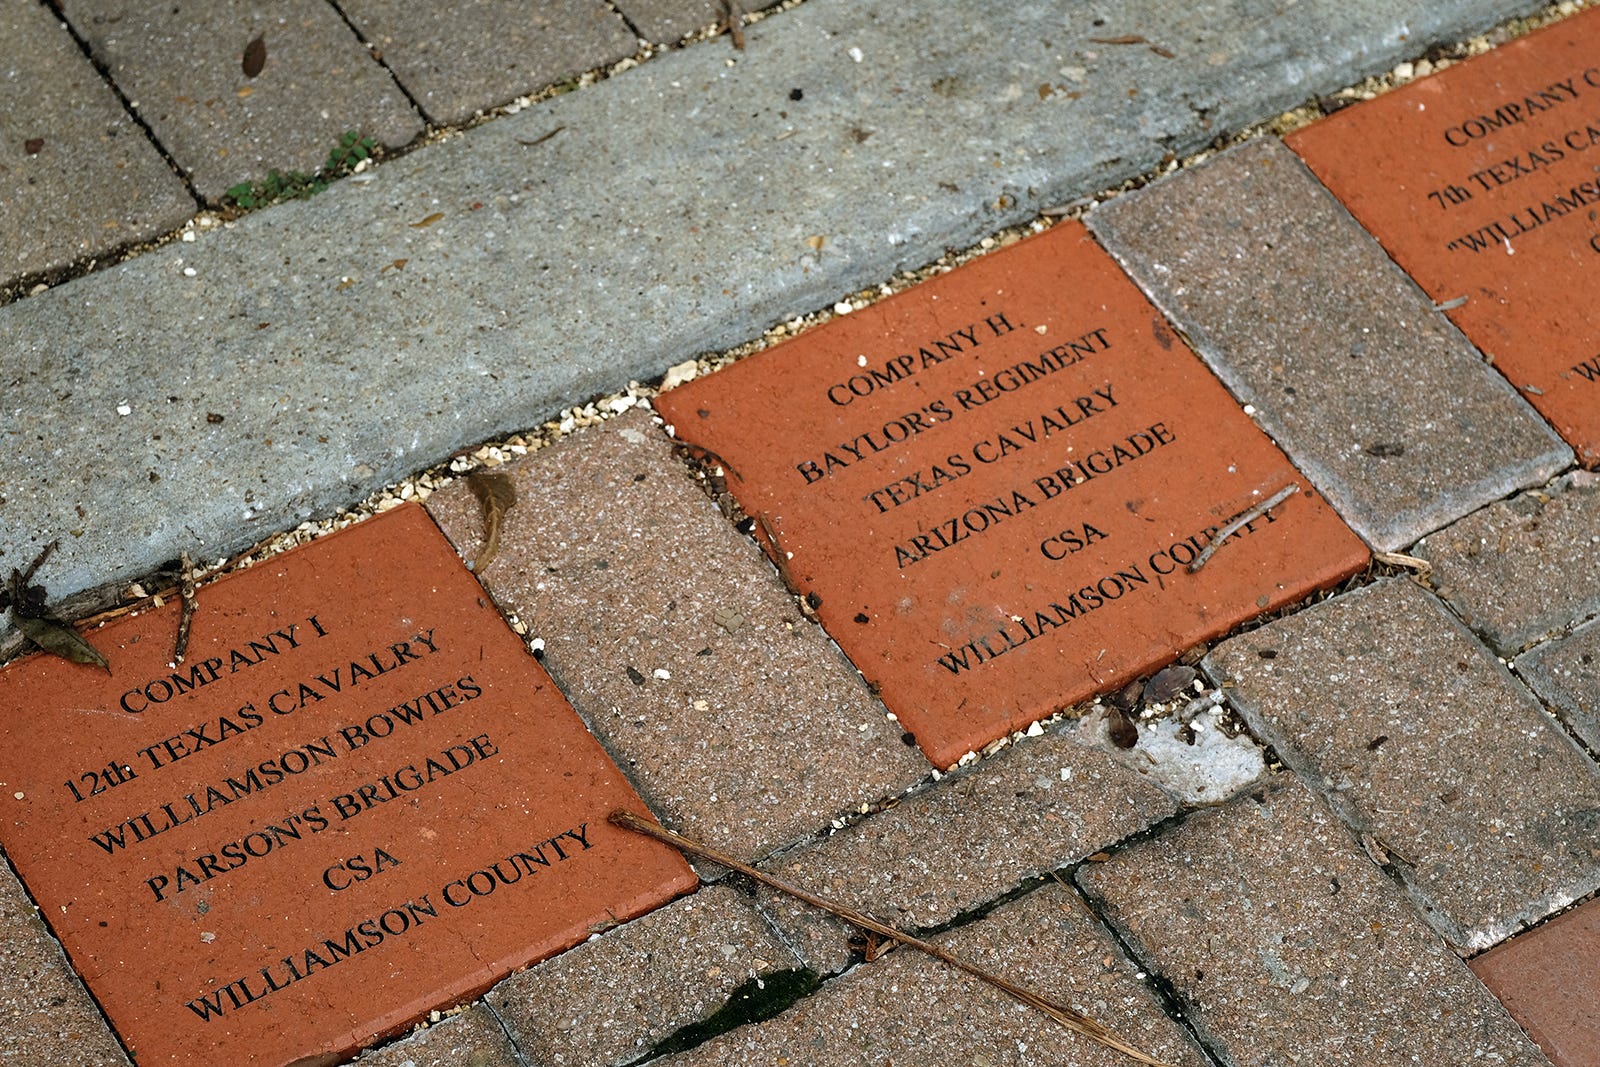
[1287,8,1600,466]
[0,505,693,1067]
[655,221,1366,768]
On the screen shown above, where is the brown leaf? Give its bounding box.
[1146,664,1197,703]
[23,137,44,155]
[467,470,517,574]
[1107,679,1143,711]
[242,33,267,78]
[1107,706,1139,749]
[409,212,445,228]
[15,614,110,673]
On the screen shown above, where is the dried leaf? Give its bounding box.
[409,212,445,228]
[15,614,110,673]
[1107,679,1144,711]
[1146,664,1197,703]
[24,137,44,155]
[242,34,267,78]
[1107,706,1139,749]
[467,470,517,574]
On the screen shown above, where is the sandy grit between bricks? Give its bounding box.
[0,505,692,1067]
[656,221,1368,768]
[1288,5,1600,466]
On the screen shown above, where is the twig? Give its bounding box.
[1187,483,1300,574]
[610,810,1174,1067]
[723,0,746,49]
[77,527,297,629]
[515,126,565,147]
[173,551,197,663]
[20,540,57,586]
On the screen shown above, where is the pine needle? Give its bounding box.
[610,810,1175,1067]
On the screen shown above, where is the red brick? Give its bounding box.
[1287,9,1600,466]
[0,505,693,1067]
[1473,897,1600,1067]
[655,221,1367,768]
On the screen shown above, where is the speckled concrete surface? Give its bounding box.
[660,882,1211,1067]
[1079,776,1549,1067]
[754,725,1177,974]
[339,0,636,125]
[1206,578,1600,951]
[1416,470,1600,654]
[0,0,192,289]
[0,860,128,1066]
[426,411,929,865]
[1089,139,1571,553]
[614,0,738,43]
[62,0,421,202]
[350,1006,519,1067]
[1518,614,1600,754]
[490,884,800,1066]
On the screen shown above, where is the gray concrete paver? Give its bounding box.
[0,859,129,1066]
[490,884,802,1067]
[1089,138,1571,552]
[1416,471,1600,655]
[351,1006,519,1067]
[61,0,422,202]
[1078,776,1550,1067]
[425,411,929,866]
[338,0,637,126]
[0,0,1547,637]
[753,727,1177,975]
[1518,614,1600,755]
[0,0,193,291]
[613,1,780,45]
[1205,578,1600,951]
[660,882,1210,1067]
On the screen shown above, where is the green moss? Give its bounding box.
[224,131,376,211]
[646,969,820,1058]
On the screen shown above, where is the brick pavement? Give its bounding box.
[1,2,1598,1065]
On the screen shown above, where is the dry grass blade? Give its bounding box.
[1375,550,1432,578]
[610,810,1175,1067]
